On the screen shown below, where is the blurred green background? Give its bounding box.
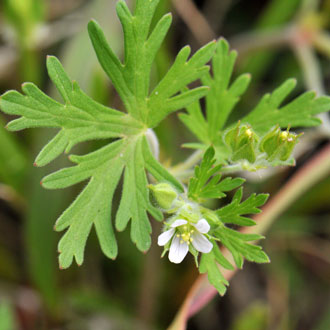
[0,0,329,329]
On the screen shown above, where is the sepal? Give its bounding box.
[224,122,258,163]
[260,126,301,162]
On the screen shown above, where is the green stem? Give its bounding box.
[313,31,330,59]
[220,164,243,173]
[167,143,330,330]
[293,43,324,94]
[20,47,42,85]
[170,150,203,179]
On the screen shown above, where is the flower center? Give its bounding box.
[176,225,195,245]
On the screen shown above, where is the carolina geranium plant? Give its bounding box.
[1,0,329,301]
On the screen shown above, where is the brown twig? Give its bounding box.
[171,0,216,45]
[229,26,293,57]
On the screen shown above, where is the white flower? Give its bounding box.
[158,218,213,264]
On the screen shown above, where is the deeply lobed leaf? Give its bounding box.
[216,187,269,227]
[88,2,216,126]
[1,0,217,268]
[180,39,251,144]
[242,79,330,134]
[188,147,244,201]
[0,56,143,167]
[42,136,182,268]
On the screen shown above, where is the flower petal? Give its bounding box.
[192,233,213,253]
[169,235,189,264]
[158,228,175,246]
[193,218,210,234]
[171,219,188,228]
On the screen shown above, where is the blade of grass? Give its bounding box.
[25,130,72,311]
[0,117,28,192]
[292,42,330,135]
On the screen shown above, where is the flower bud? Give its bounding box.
[149,183,178,210]
[224,123,258,163]
[260,127,300,161]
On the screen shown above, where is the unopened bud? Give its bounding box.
[224,123,259,163]
[260,127,300,161]
[149,183,178,210]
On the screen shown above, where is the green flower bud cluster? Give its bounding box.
[224,122,301,169]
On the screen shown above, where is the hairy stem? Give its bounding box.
[170,149,203,180]
[167,143,330,330]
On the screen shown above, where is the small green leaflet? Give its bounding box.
[214,226,269,269]
[180,38,330,150]
[216,187,269,227]
[200,187,269,295]
[0,0,216,268]
[242,78,330,134]
[188,147,244,202]
[200,226,269,296]
[189,148,269,295]
[179,39,251,145]
[215,188,269,271]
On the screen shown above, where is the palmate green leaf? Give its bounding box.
[42,136,181,268]
[0,0,215,268]
[188,147,244,202]
[216,187,269,227]
[180,38,330,151]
